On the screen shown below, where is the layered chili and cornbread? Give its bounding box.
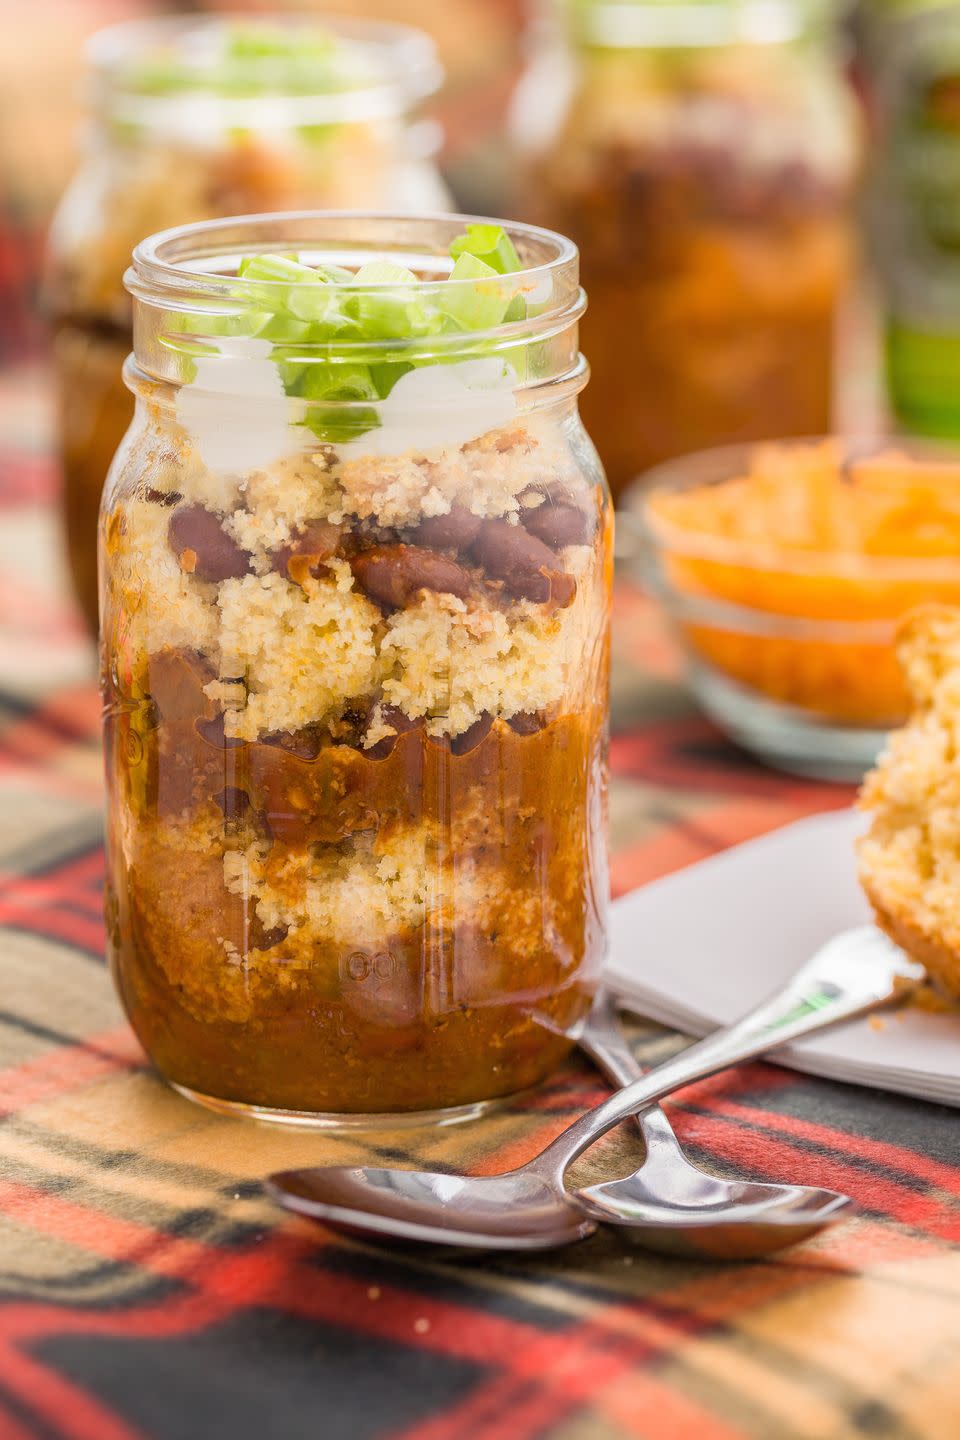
[102,219,611,1118]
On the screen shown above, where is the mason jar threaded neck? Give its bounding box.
[571,0,825,49]
[125,210,586,399]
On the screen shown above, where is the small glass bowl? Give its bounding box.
[620,438,960,781]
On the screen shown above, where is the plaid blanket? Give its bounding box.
[2,366,959,1440]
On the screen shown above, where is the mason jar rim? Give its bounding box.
[127,210,580,306]
[125,211,586,395]
[573,0,823,49]
[86,13,443,128]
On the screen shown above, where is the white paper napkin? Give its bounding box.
[606,809,960,1107]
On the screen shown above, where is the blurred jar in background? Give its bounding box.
[46,14,448,633]
[513,0,860,498]
[865,2,960,439]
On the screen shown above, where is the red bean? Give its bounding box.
[215,786,251,820]
[195,712,244,749]
[261,728,323,761]
[508,711,546,736]
[469,519,576,608]
[449,713,494,756]
[363,705,423,761]
[168,504,250,584]
[409,506,483,551]
[522,500,595,550]
[273,520,341,584]
[249,916,289,952]
[144,487,183,508]
[351,545,474,608]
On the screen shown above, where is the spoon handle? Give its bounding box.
[534,926,923,1183]
[575,992,685,1157]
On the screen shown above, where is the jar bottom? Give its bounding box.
[170,1079,511,1131]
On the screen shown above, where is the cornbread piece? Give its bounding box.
[212,565,386,742]
[858,607,960,998]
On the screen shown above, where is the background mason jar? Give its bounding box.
[511,0,861,498]
[101,212,611,1124]
[45,14,449,634]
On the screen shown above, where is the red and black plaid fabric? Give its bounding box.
[1,366,959,1440]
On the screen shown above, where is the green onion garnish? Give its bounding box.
[123,23,362,102]
[167,226,531,443]
[449,223,523,276]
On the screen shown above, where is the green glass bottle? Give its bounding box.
[869,2,960,435]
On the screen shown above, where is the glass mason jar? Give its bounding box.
[101,212,611,1124]
[513,0,860,497]
[47,15,448,635]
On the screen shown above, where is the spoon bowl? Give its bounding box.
[268,928,921,1255]
[268,1165,594,1251]
[567,990,855,1256]
[575,1175,854,1259]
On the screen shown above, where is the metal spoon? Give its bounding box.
[268,927,922,1253]
[571,990,852,1259]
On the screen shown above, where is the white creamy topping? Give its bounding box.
[176,337,297,475]
[337,357,518,460]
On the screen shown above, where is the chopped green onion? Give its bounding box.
[124,23,352,102]
[236,252,318,305]
[504,294,528,323]
[449,224,523,276]
[184,238,533,441]
[297,365,381,444]
[225,25,337,62]
[297,362,379,403]
[346,261,442,340]
[369,361,414,395]
[255,311,313,342]
[441,253,514,331]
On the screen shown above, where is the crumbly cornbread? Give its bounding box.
[108,416,599,742]
[858,606,960,999]
[212,563,386,741]
[330,421,555,527]
[113,496,219,657]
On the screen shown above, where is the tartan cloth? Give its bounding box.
[1,366,960,1440]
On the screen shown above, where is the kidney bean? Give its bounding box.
[261,728,323,761]
[363,705,423,761]
[168,504,251,584]
[409,506,483,551]
[195,712,244,749]
[146,648,206,709]
[273,520,341,585]
[469,519,576,608]
[351,545,474,608]
[249,916,289,952]
[522,501,595,550]
[449,713,494,756]
[215,786,251,820]
[508,711,546,736]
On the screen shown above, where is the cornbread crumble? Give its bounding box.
[859,606,960,999]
